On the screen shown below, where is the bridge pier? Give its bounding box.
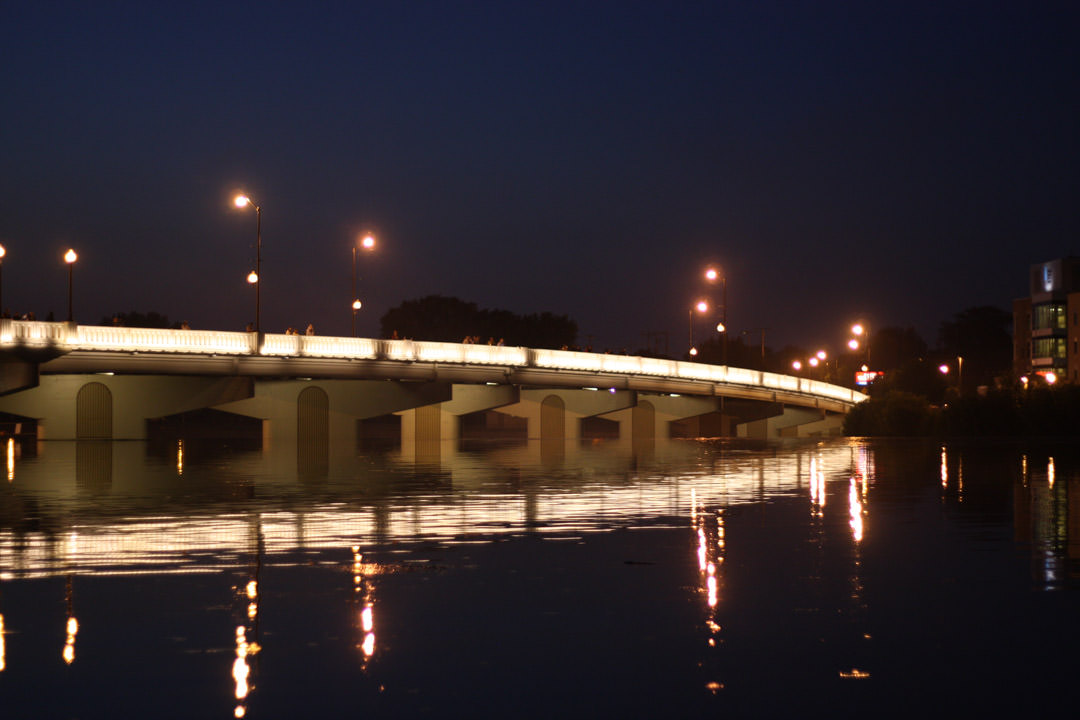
[599,394,721,446]
[397,384,520,459]
[215,379,452,447]
[0,374,254,440]
[493,388,637,441]
[736,406,843,438]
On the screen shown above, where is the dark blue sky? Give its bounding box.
[2,1,1077,353]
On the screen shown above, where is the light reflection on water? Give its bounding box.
[0,436,1077,717]
[0,438,865,578]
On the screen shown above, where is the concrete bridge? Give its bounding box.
[0,320,865,446]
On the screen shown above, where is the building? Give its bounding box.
[1013,257,1080,384]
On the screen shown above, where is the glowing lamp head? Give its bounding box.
[1046,372,1057,385]
[695,300,708,313]
[247,271,258,284]
[705,268,719,282]
[939,364,949,375]
[809,357,819,367]
[234,194,250,208]
[848,339,859,351]
[851,323,864,336]
[361,234,376,250]
[816,350,826,360]
[352,299,362,310]
[689,347,698,356]
[716,322,726,333]
[64,249,77,264]
[0,244,6,259]
[792,360,802,371]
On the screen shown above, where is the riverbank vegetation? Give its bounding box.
[843,387,1080,436]
[839,305,1080,436]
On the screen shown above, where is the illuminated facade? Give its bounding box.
[1013,257,1080,383]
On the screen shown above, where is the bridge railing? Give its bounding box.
[381,339,529,366]
[0,319,73,345]
[261,334,379,358]
[0,321,867,405]
[72,325,257,354]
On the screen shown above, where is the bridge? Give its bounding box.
[0,320,866,445]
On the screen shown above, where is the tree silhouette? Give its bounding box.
[379,295,577,349]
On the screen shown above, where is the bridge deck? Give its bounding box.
[0,320,867,411]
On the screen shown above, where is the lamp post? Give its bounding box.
[352,233,376,337]
[234,194,262,333]
[64,248,77,322]
[0,244,6,317]
[705,267,728,364]
[850,322,870,364]
[689,300,708,357]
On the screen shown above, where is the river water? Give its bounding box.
[0,435,1076,718]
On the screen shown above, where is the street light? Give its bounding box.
[352,233,376,336]
[850,322,870,364]
[64,248,77,322]
[0,244,6,317]
[234,194,262,333]
[689,300,708,356]
[705,267,728,364]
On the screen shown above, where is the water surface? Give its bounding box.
[0,436,1076,718]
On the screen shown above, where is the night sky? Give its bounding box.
[2,1,1077,353]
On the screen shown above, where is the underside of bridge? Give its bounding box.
[0,373,846,451]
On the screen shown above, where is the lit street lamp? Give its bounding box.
[0,244,6,316]
[352,233,376,336]
[850,322,870,364]
[705,267,728,364]
[689,300,709,357]
[234,194,262,333]
[64,248,77,322]
[937,358,963,390]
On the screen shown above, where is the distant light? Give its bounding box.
[716,322,726,333]
[705,268,719,281]
[64,248,77,264]
[609,388,616,393]
[1046,372,1057,385]
[816,350,826,360]
[792,360,802,371]
[0,244,6,259]
[234,194,250,208]
[247,271,258,284]
[352,299,362,310]
[361,234,376,250]
[939,364,949,374]
[861,364,869,372]
[809,357,819,367]
[851,324,864,336]
[695,301,708,313]
[848,339,859,351]
[689,347,698,356]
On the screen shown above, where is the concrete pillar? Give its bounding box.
[601,394,720,444]
[216,378,452,448]
[0,375,254,440]
[737,406,838,438]
[495,388,636,441]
